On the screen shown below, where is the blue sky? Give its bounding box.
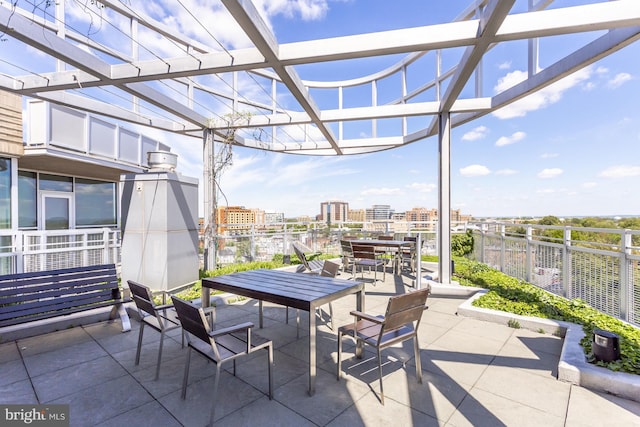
[4,0,640,219]
[179,0,640,219]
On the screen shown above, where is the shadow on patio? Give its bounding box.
[1,266,639,426]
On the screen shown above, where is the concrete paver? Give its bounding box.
[1,265,639,426]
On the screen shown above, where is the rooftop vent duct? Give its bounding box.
[147,151,177,172]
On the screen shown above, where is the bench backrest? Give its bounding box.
[0,264,120,327]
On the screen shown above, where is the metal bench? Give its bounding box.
[0,264,131,331]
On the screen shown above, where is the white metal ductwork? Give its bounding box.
[147,151,178,171]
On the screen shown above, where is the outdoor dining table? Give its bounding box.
[202,268,365,396]
[348,239,413,274]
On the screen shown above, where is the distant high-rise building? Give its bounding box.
[405,207,473,224]
[348,209,366,222]
[405,207,438,222]
[216,206,263,234]
[366,204,393,221]
[320,201,349,223]
[265,212,285,223]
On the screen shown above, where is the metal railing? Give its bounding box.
[0,228,121,275]
[2,220,638,328]
[210,221,441,265]
[468,222,640,327]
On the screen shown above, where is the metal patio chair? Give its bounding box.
[340,239,356,273]
[171,296,274,426]
[337,287,430,404]
[289,259,341,336]
[400,236,418,273]
[292,243,324,274]
[128,280,183,380]
[351,243,386,282]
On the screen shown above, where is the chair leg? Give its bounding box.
[296,309,300,339]
[135,322,145,365]
[155,331,165,380]
[336,331,343,380]
[414,337,423,384]
[181,347,192,399]
[377,348,385,405]
[209,364,222,426]
[267,344,274,399]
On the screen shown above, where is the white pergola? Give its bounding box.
[1,0,639,283]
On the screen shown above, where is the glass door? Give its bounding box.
[41,193,74,230]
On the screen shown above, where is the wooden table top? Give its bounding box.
[348,239,413,247]
[202,269,363,311]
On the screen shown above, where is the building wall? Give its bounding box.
[0,91,23,157]
[366,204,393,221]
[320,200,349,222]
[348,209,366,222]
[216,205,257,234]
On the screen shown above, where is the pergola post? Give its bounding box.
[438,112,453,284]
[202,128,216,306]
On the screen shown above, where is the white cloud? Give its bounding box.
[536,188,556,194]
[582,182,597,189]
[537,168,563,179]
[460,165,491,177]
[495,169,518,176]
[493,67,592,119]
[498,61,512,70]
[461,126,489,141]
[598,165,640,178]
[361,187,403,196]
[607,73,632,89]
[261,0,331,20]
[495,131,526,147]
[596,66,609,75]
[406,183,436,193]
[540,153,559,159]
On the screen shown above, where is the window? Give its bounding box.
[18,170,37,229]
[75,178,116,226]
[0,158,9,229]
[40,174,73,192]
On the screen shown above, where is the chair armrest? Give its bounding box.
[349,310,384,324]
[154,303,174,311]
[208,321,254,338]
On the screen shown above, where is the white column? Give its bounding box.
[438,112,452,284]
[203,129,216,271]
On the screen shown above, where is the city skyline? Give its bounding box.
[3,1,638,219]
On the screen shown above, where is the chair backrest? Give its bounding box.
[402,236,417,253]
[352,244,377,260]
[320,260,340,278]
[378,235,394,240]
[292,244,312,271]
[382,287,430,333]
[128,280,156,316]
[340,240,353,256]
[171,296,212,345]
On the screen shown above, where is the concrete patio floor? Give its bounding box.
[1,267,640,426]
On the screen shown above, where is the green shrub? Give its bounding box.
[453,257,640,375]
[451,231,474,256]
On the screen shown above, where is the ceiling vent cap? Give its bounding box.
[147,151,177,171]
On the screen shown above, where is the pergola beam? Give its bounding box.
[221,0,341,154]
[3,2,638,96]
